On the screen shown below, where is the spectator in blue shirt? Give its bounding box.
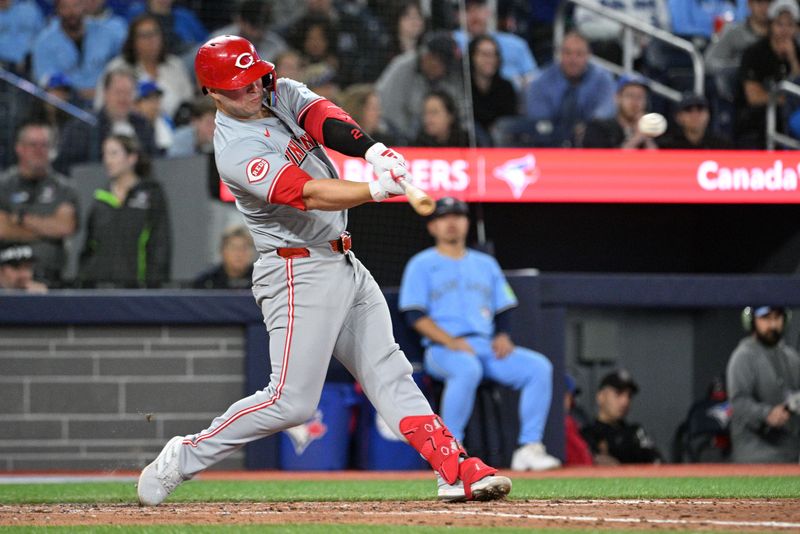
[32,0,52,17]
[495,31,615,147]
[0,0,44,74]
[127,0,207,55]
[167,96,215,157]
[54,67,158,174]
[452,0,537,92]
[668,0,749,43]
[31,0,122,102]
[87,0,128,51]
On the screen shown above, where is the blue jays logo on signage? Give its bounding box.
[283,409,328,455]
[494,154,539,199]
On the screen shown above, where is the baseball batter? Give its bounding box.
[137,35,511,505]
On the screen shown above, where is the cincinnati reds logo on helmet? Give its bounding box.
[235,52,255,69]
[246,158,269,183]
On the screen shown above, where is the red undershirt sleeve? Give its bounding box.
[268,163,313,210]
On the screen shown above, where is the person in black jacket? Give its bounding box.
[658,93,732,149]
[581,74,657,149]
[469,34,518,143]
[733,0,800,148]
[54,67,159,175]
[581,369,662,464]
[192,225,254,289]
[414,89,470,147]
[79,134,170,288]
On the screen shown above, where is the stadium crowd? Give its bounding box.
[2,0,799,157]
[1,0,800,289]
[2,0,800,287]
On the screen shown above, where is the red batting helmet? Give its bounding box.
[194,35,276,93]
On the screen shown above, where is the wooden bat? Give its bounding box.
[398,178,435,216]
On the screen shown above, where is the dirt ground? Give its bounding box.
[3,499,800,531]
[2,465,799,531]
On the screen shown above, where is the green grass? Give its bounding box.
[0,476,798,504]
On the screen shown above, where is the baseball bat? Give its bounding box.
[399,178,435,216]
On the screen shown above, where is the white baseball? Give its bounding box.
[638,113,667,137]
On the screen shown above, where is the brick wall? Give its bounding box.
[0,325,246,471]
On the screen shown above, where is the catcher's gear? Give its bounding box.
[195,35,276,104]
[399,415,464,484]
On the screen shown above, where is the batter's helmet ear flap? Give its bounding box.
[741,307,755,332]
[261,66,277,107]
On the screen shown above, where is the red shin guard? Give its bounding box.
[458,457,498,500]
[399,415,464,485]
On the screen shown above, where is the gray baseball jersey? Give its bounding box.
[174,79,434,477]
[213,78,345,252]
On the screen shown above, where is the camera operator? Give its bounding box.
[727,306,800,463]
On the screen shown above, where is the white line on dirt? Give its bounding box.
[545,498,779,505]
[365,509,800,530]
[0,476,136,484]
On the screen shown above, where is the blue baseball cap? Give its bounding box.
[565,374,580,395]
[137,80,163,100]
[43,72,72,90]
[753,306,786,318]
[616,73,649,93]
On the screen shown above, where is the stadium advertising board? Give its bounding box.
[221,148,800,203]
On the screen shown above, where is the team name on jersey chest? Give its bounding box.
[284,132,320,166]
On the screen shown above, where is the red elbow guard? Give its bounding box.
[299,99,357,145]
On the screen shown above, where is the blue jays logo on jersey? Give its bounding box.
[284,133,320,166]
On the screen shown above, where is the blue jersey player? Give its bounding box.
[399,197,561,470]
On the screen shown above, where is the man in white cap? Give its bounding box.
[0,244,47,293]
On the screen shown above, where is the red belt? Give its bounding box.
[276,232,352,259]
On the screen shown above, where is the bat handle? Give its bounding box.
[399,178,435,216]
